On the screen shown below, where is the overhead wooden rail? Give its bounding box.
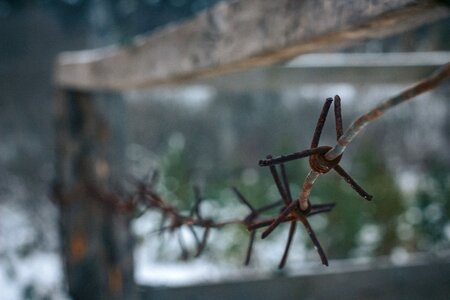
[195,52,450,91]
[141,258,450,300]
[54,0,449,91]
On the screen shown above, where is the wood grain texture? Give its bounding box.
[139,258,450,300]
[54,0,449,91]
[54,91,136,300]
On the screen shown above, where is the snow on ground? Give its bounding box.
[0,204,68,300]
[132,208,310,287]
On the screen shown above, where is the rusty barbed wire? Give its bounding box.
[257,62,450,266]
[325,62,450,160]
[259,95,373,210]
[248,162,335,267]
[58,174,284,263]
[52,63,450,269]
[140,183,288,262]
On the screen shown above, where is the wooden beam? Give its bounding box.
[55,0,449,91]
[194,52,450,91]
[139,258,450,300]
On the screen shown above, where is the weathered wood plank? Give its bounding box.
[55,0,449,91]
[139,258,450,300]
[194,52,450,91]
[53,90,136,300]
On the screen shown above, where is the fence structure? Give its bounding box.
[140,257,450,300]
[52,1,450,299]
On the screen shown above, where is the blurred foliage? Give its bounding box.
[356,144,405,256]
[2,0,448,268]
[414,160,450,250]
[132,90,449,264]
[147,132,407,262]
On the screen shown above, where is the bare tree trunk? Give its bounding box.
[54,90,136,300]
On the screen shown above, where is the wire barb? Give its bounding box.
[278,221,297,269]
[311,97,333,148]
[333,165,372,201]
[334,95,343,140]
[258,147,329,166]
[325,63,450,161]
[52,64,449,270]
[255,63,450,268]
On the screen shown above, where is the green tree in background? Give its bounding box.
[357,145,405,256]
[322,143,404,258]
[414,160,450,250]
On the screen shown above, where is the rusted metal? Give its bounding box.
[311,98,333,148]
[269,159,293,206]
[334,95,344,140]
[261,198,297,238]
[333,165,372,201]
[74,176,289,263]
[256,95,375,265]
[250,163,334,266]
[298,171,321,211]
[53,64,450,270]
[244,231,256,266]
[247,215,297,231]
[308,203,336,216]
[259,92,378,215]
[232,187,284,265]
[325,62,450,160]
[309,146,342,174]
[254,63,450,268]
[279,221,297,269]
[64,163,333,267]
[258,146,329,166]
[298,214,328,266]
[260,95,373,225]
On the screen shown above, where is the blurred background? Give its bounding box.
[0,0,449,299]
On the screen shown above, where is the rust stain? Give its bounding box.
[70,232,87,262]
[108,265,123,295]
[95,159,110,180]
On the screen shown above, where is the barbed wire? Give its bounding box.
[257,62,450,265]
[326,62,450,160]
[52,63,450,268]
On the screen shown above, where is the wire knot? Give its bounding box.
[309,146,342,174]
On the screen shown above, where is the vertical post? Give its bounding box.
[54,90,136,300]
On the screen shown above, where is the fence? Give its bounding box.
[140,257,450,300]
[52,1,450,299]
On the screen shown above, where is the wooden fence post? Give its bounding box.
[53,90,136,300]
